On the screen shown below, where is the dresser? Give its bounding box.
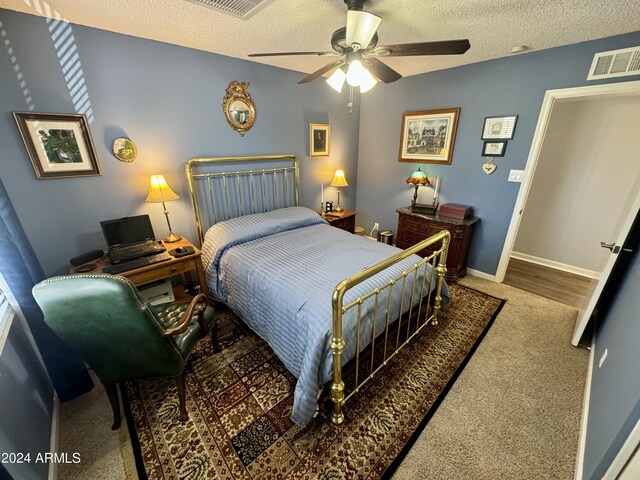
[396,207,478,282]
[324,210,356,233]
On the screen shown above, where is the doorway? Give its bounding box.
[496,80,640,344]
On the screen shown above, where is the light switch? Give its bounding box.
[508,169,524,182]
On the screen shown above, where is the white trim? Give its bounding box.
[495,80,640,284]
[574,338,595,480]
[48,394,60,480]
[619,443,640,480]
[603,418,640,479]
[466,268,497,282]
[510,252,601,279]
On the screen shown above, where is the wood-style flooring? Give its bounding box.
[503,257,594,308]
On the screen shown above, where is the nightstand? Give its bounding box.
[70,237,210,300]
[396,207,478,282]
[324,210,356,233]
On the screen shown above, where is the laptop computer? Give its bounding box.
[100,215,166,264]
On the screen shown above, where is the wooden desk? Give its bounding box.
[70,237,210,299]
[323,210,356,233]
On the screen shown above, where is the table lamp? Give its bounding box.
[405,167,430,206]
[330,169,349,212]
[145,174,181,243]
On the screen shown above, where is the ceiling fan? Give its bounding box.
[248,0,470,93]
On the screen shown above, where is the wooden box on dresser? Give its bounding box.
[396,207,478,282]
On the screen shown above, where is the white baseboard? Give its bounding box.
[466,268,497,282]
[511,252,601,280]
[574,338,595,480]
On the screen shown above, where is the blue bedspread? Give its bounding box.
[201,207,448,427]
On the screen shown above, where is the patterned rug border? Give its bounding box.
[121,284,506,480]
[380,284,505,479]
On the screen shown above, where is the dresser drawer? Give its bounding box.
[396,209,478,283]
[401,218,450,239]
[329,215,355,233]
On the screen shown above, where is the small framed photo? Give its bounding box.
[482,115,518,140]
[482,141,507,157]
[13,112,101,179]
[310,123,330,157]
[398,108,460,165]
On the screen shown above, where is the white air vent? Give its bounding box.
[184,0,273,18]
[587,46,640,81]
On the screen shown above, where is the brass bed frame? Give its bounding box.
[185,154,449,425]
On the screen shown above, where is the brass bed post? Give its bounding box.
[330,283,347,425]
[431,233,450,325]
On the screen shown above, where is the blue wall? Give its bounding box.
[583,248,640,479]
[0,8,360,276]
[355,31,640,275]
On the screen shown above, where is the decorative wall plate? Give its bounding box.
[112,137,137,162]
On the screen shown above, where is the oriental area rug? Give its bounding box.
[123,284,504,479]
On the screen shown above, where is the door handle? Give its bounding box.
[600,242,620,254]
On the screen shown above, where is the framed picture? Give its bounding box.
[13,112,101,179]
[310,123,330,157]
[398,108,460,164]
[482,141,507,157]
[481,115,518,140]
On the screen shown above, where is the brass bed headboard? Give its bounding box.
[185,154,299,244]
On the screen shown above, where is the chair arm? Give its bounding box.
[163,294,208,337]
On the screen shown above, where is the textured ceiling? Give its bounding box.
[1,0,640,79]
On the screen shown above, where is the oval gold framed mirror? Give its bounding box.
[223,81,256,136]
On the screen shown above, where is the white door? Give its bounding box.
[572,189,640,345]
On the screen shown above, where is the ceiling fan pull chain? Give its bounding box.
[348,85,354,114]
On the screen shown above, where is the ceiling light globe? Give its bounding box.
[326,68,347,93]
[346,60,366,87]
[359,69,377,93]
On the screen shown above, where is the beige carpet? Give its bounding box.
[392,276,588,479]
[56,276,588,479]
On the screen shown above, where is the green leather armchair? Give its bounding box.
[32,273,216,430]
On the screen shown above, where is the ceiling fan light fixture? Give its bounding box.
[346,59,368,87]
[359,71,377,93]
[326,67,347,92]
[346,10,382,50]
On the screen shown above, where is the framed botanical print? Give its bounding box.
[310,123,330,157]
[13,112,101,179]
[398,108,460,165]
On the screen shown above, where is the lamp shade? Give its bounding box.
[405,167,430,186]
[145,174,180,203]
[330,170,349,188]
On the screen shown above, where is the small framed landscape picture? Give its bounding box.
[481,115,518,140]
[310,123,330,157]
[482,141,507,157]
[13,112,101,179]
[398,108,460,165]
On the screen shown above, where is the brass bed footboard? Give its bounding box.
[330,230,450,425]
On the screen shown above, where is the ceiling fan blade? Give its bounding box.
[346,10,381,49]
[248,51,337,57]
[373,39,471,57]
[298,59,345,84]
[363,58,402,84]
